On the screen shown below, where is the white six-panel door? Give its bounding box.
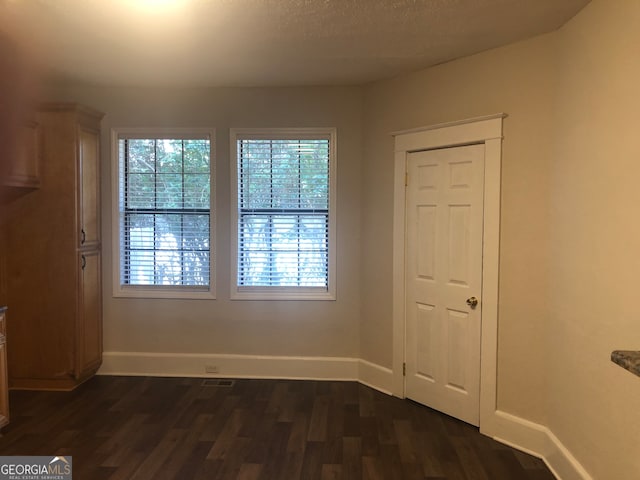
[405,144,484,426]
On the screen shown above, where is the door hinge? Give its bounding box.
[405,172,409,187]
[403,362,406,376]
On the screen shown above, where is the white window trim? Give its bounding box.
[111,127,216,300]
[230,127,337,301]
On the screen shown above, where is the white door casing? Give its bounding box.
[392,114,505,436]
[405,145,484,426]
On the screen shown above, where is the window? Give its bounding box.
[231,128,336,300]
[112,128,215,299]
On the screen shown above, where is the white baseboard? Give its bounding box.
[544,428,594,480]
[99,351,393,395]
[99,351,360,381]
[490,410,592,480]
[357,359,394,395]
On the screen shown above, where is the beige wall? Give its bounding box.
[361,0,640,476]
[41,84,364,358]
[361,33,557,423]
[549,0,640,477]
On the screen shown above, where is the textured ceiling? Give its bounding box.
[6,0,590,87]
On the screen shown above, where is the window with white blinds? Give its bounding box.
[114,130,214,298]
[231,129,336,300]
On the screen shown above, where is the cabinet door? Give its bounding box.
[0,340,8,428]
[1,120,41,194]
[79,128,100,248]
[0,310,8,427]
[77,250,102,378]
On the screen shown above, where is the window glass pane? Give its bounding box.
[237,136,330,289]
[127,173,155,209]
[238,215,269,285]
[118,136,211,288]
[240,141,272,210]
[127,139,155,173]
[183,214,210,251]
[156,173,183,209]
[123,213,155,285]
[184,174,210,209]
[156,139,183,173]
[185,140,210,173]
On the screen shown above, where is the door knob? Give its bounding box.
[466,296,478,309]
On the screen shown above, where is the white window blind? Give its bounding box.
[118,136,211,287]
[237,137,331,289]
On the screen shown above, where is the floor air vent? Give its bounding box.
[201,379,235,387]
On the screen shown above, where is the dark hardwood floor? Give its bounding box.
[0,376,555,479]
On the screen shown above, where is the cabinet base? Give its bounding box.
[9,371,98,391]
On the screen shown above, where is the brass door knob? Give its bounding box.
[466,296,478,309]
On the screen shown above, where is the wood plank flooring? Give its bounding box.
[0,376,555,479]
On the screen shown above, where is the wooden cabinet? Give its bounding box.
[4,121,41,188]
[79,128,100,249]
[0,307,8,428]
[78,250,102,378]
[5,103,104,391]
[0,120,41,202]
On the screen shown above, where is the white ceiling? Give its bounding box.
[7,0,590,87]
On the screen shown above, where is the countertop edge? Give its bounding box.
[611,350,640,377]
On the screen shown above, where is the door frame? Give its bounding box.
[391,114,506,434]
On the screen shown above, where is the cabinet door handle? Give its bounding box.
[81,255,86,270]
[81,229,86,245]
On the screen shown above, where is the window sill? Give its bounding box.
[231,288,336,301]
[114,286,216,300]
